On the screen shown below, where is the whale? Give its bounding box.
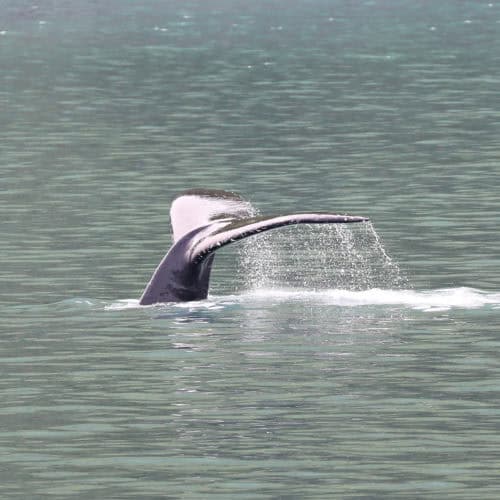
[139,189,369,305]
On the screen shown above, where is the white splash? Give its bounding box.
[243,287,500,312]
[238,222,405,291]
[103,287,500,313]
[234,222,500,312]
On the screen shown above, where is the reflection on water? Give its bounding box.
[1,0,500,497]
[2,292,500,497]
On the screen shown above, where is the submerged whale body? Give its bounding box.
[139,189,369,305]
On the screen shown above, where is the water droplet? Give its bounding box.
[238,223,405,292]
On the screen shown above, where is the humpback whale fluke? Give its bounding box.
[139,189,369,305]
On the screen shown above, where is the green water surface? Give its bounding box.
[1,1,500,498]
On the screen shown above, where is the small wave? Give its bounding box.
[104,298,141,311]
[55,297,107,309]
[243,287,500,312]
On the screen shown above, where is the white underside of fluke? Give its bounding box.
[170,193,255,242]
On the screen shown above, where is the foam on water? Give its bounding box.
[241,287,500,312]
[105,297,227,312]
[102,287,500,313]
[105,298,141,311]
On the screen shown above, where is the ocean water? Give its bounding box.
[1,0,500,498]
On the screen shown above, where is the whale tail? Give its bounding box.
[139,189,369,305]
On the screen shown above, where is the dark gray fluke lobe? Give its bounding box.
[139,189,369,305]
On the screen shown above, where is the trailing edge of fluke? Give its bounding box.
[139,189,369,305]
